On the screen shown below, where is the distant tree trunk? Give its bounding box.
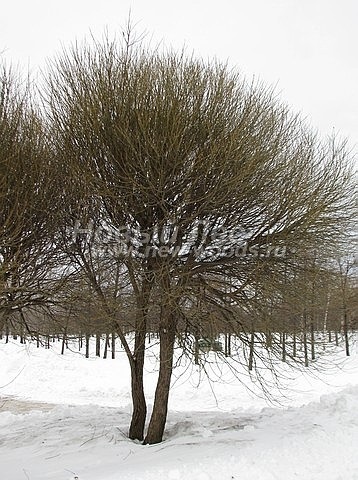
[85,333,90,358]
[343,311,350,356]
[310,322,315,361]
[335,329,339,346]
[265,329,272,349]
[36,332,40,348]
[96,332,101,357]
[61,330,67,355]
[303,312,309,367]
[282,331,286,362]
[144,305,176,445]
[20,324,25,344]
[248,331,255,371]
[292,322,297,357]
[225,333,232,357]
[111,331,116,359]
[323,292,330,334]
[303,330,309,367]
[103,332,109,359]
[194,335,199,365]
[61,318,69,355]
[5,321,9,343]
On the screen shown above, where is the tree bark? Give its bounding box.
[310,322,315,361]
[194,335,200,365]
[96,332,101,357]
[111,331,116,359]
[128,353,147,441]
[303,331,309,367]
[5,321,9,343]
[282,331,286,362]
[103,332,109,359]
[225,333,232,357]
[128,316,147,441]
[128,273,152,441]
[248,331,255,371]
[85,333,90,358]
[144,306,176,444]
[343,310,350,356]
[266,329,272,349]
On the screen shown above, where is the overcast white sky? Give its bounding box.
[1,0,357,157]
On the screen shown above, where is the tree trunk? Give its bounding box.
[96,332,101,357]
[194,335,199,365]
[144,307,176,445]
[343,310,350,356]
[20,324,25,344]
[303,312,309,367]
[128,270,153,440]
[225,333,232,356]
[248,331,255,371]
[128,325,147,440]
[5,321,9,343]
[310,322,315,361]
[266,329,272,349]
[128,356,147,441]
[85,333,90,358]
[111,331,116,359]
[282,331,286,362]
[103,332,109,359]
[292,322,297,357]
[128,307,148,440]
[61,330,67,355]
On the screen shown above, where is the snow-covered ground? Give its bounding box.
[1,336,358,480]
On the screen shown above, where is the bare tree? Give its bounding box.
[45,33,356,443]
[0,64,62,337]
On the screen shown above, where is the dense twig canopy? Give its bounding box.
[0,65,62,316]
[46,37,356,301]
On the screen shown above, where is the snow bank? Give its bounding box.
[0,337,358,480]
[1,337,357,411]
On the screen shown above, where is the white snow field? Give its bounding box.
[1,336,358,480]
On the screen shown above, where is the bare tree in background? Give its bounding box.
[45,32,356,443]
[0,64,63,337]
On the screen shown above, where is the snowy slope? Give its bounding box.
[1,338,358,480]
